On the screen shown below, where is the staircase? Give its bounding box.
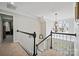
[36,31,76,56]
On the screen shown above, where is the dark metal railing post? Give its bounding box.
[33,32,36,56]
[50,30,52,49]
[36,45,38,55]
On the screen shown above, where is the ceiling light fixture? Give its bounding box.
[10,2,15,5]
[7,2,16,10]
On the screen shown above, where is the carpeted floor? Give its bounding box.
[0,43,28,56]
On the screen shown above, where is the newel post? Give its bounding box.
[33,32,36,56]
[50,30,52,49]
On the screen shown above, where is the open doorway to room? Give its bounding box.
[1,14,13,43]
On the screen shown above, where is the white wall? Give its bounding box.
[74,22,79,56]
[37,17,47,50]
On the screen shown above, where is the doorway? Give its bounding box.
[1,14,13,43]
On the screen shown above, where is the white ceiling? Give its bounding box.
[14,2,75,17]
[0,2,75,19]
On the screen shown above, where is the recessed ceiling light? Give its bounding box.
[7,2,16,10]
[10,2,14,5]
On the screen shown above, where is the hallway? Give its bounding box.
[3,35,13,43]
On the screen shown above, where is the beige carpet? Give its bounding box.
[0,43,28,56]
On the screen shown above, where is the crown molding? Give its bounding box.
[0,8,38,21]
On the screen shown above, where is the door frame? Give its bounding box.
[0,13,13,42]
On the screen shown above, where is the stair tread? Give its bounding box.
[38,49,64,56]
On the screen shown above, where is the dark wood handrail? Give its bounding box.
[36,32,76,47]
[17,30,34,36]
[36,34,51,46]
[52,32,76,36]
